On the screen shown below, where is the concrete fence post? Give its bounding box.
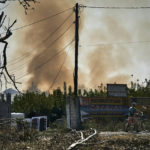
[66,96,81,129]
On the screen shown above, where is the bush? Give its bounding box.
[82,118,124,131]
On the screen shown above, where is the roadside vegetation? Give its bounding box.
[0,80,149,149]
[12,79,150,124]
[1,121,150,150]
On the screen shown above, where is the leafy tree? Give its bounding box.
[63,81,67,96]
[68,85,73,96]
[78,89,82,96]
[12,90,65,123]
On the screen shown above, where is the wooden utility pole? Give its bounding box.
[74,3,79,96]
[66,3,81,129]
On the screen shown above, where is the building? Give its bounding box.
[3,88,19,102]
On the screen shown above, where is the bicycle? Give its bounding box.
[124,112,145,132]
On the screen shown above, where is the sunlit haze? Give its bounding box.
[1,0,150,92]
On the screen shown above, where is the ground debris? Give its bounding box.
[1,129,150,150]
[67,128,97,150]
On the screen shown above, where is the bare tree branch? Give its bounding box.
[3,72,11,84]
[3,72,8,89]
[0,0,39,14]
[0,41,8,69]
[0,14,6,27]
[0,3,9,11]
[0,69,4,90]
[0,0,7,4]
[0,0,38,93]
[0,12,21,93]
[4,66,21,93]
[0,11,4,23]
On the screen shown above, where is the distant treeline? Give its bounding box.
[12,80,150,123]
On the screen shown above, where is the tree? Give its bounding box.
[68,85,73,96]
[12,90,65,123]
[0,0,38,14]
[0,0,38,93]
[128,79,150,97]
[63,81,67,96]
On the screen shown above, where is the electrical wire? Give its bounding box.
[0,3,9,10]
[8,22,74,74]
[11,21,73,68]
[81,5,150,9]
[13,7,73,31]
[7,11,74,67]
[48,41,73,90]
[9,38,74,74]
[7,21,74,72]
[16,39,74,80]
[0,7,73,34]
[15,39,74,80]
[80,40,150,47]
[7,52,32,68]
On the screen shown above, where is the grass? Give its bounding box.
[82,118,150,132]
[82,118,125,131]
[0,118,150,150]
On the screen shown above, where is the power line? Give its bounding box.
[0,3,9,10]
[8,60,29,73]
[7,21,74,71]
[1,7,73,34]
[13,7,73,31]
[16,39,74,80]
[35,12,74,49]
[80,40,150,47]
[7,11,74,66]
[8,22,74,74]
[10,39,75,74]
[25,22,73,61]
[81,5,150,9]
[48,42,73,90]
[7,54,32,68]
[7,23,74,74]
[11,42,65,74]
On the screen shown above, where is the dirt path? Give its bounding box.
[99,131,150,136]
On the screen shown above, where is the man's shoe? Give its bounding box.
[125,129,128,132]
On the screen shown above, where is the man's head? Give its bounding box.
[132,102,137,107]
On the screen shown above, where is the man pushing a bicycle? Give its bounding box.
[125,102,139,132]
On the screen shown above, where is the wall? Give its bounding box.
[0,94,11,119]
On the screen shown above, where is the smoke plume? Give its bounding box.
[12,0,150,91]
[87,17,132,87]
[21,0,75,91]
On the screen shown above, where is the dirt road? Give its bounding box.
[99,131,150,136]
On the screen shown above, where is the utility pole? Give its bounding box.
[74,3,79,96]
[66,3,81,129]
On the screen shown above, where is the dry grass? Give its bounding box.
[0,119,150,150]
[82,118,150,132]
[1,128,150,150]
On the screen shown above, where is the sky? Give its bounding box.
[0,0,150,92]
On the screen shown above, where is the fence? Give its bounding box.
[0,93,11,119]
[80,97,130,121]
[0,116,47,131]
[0,116,48,150]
